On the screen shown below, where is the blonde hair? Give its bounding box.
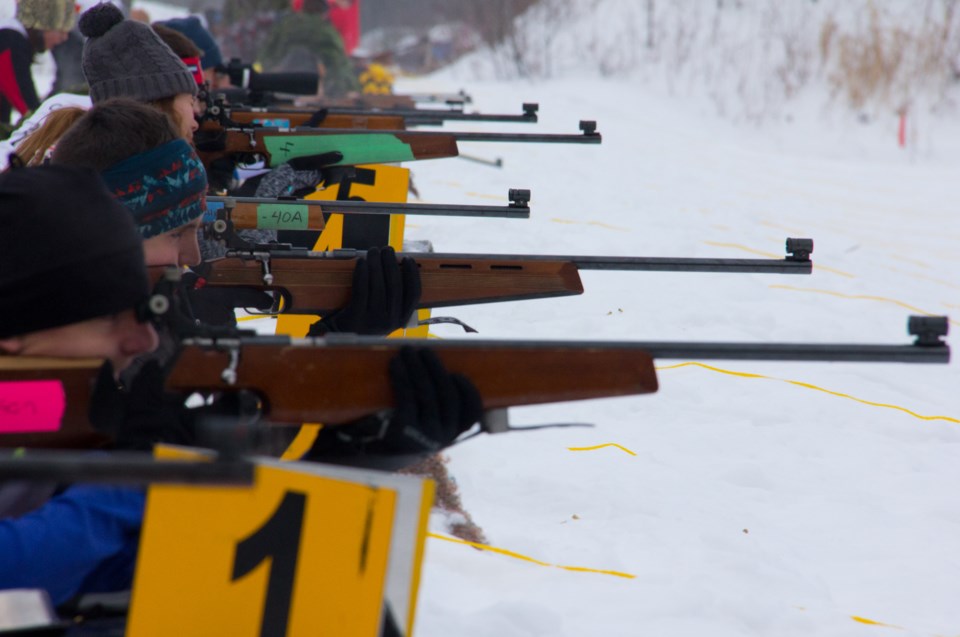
[13,107,88,166]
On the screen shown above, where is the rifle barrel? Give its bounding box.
[331,109,537,124]
[417,252,811,274]
[305,335,949,364]
[235,124,601,144]
[238,105,538,124]
[0,451,254,485]
[449,130,598,144]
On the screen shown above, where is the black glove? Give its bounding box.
[379,346,483,453]
[306,347,483,460]
[309,246,422,335]
[206,157,238,192]
[89,360,194,451]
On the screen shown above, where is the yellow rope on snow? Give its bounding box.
[850,615,904,629]
[428,533,636,579]
[567,443,637,456]
[768,285,959,326]
[656,362,959,424]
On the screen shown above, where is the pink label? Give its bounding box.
[0,381,66,433]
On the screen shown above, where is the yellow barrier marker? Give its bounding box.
[567,443,637,456]
[769,285,959,327]
[428,533,636,579]
[657,362,959,424]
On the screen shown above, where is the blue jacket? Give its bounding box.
[0,485,144,606]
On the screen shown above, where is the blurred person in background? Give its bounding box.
[50,0,127,97]
[0,0,74,135]
[258,0,359,98]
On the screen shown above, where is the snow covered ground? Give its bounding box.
[395,69,960,637]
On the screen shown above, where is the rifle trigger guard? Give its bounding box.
[481,409,510,434]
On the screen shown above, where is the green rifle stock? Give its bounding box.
[194,121,600,169]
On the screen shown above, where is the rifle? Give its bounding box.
[210,102,540,129]
[210,61,470,110]
[203,189,532,245]
[178,238,814,316]
[164,318,949,428]
[407,89,472,105]
[0,316,948,449]
[194,121,600,170]
[212,88,424,110]
[200,111,410,131]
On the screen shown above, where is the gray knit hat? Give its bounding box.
[79,3,198,104]
[17,0,76,31]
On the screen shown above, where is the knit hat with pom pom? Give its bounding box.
[80,2,197,104]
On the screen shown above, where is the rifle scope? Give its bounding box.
[220,59,319,96]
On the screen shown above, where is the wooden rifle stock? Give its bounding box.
[166,337,659,426]
[181,252,585,314]
[0,357,106,449]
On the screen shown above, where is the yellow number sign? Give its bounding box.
[128,449,434,637]
[273,163,429,460]
[276,163,415,338]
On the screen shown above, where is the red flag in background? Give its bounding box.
[328,0,361,54]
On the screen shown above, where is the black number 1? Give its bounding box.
[232,490,307,637]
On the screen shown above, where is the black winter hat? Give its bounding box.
[0,165,150,339]
[79,3,198,104]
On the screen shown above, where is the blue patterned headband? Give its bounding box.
[100,139,207,239]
